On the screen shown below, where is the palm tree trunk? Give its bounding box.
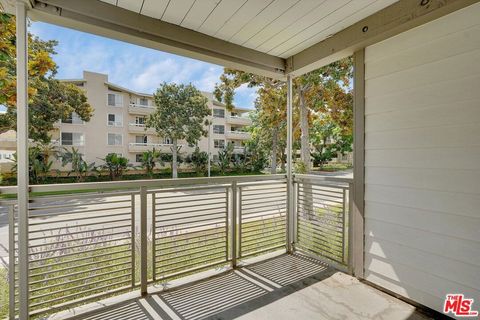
[172,139,178,179]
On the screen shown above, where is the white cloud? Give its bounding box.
[28,21,258,108]
[193,66,223,92]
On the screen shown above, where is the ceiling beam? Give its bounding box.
[29,0,287,80]
[287,0,479,76]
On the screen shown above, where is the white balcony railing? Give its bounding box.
[2,174,352,318]
[232,146,245,153]
[128,123,156,134]
[226,130,251,140]
[226,115,251,125]
[128,103,155,115]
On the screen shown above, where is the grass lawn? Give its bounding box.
[0,267,8,319]
[312,163,352,172]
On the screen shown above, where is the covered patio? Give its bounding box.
[1,0,479,319]
[53,254,431,320]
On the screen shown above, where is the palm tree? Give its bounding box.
[60,147,96,182]
[140,148,161,178]
[101,153,131,181]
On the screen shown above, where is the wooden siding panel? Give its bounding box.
[364,2,480,314]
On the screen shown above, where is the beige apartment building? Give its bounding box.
[48,71,252,168]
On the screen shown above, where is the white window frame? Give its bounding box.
[214,139,225,149]
[163,137,172,145]
[213,125,225,134]
[135,116,146,125]
[62,112,84,125]
[213,109,225,118]
[61,132,85,146]
[107,113,123,127]
[138,97,149,106]
[107,92,124,107]
[107,133,123,146]
[136,135,148,144]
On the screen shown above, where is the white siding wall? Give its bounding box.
[364,3,480,314]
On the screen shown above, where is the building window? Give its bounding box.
[62,112,83,124]
[136,135,147,144]
[139,97,149,106]
[163,137,172,145]
[61,132,85,146]
[213,109,225,118]
[108,93,123,107]
[108,133,123,146]
[107,114,123,126]
[214,139,225,149]
[213,125,225,134]
[135,117,146,125]
[136,154,143,162]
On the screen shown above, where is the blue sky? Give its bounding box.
[29,22,257,109]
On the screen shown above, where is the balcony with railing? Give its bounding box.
[128,123,156,134]
[232,146,245,154]
[226,130,251,140]
[1,174,368,319]
[127,142,176,153]
[226,115,251,126]
[128,103,155,115]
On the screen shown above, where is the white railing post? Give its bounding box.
[8,205,15,320]
[16,1,29,318]
[230,181,237,268]
[140,186,148,295]
[131,194,136,287]
[286,74,294,253]
[348,182,355,274]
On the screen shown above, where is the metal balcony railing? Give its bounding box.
[2,174,352,319]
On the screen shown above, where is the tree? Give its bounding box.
[140,148,161,178]
[11,145,56,184]
[217,143,234,175]
[243,134,268,172]
[214,69,292,174]
[101,153,130,181]
[293,57,353,171]
[146,83,210,178]
[0,13,93,143]
[310,117,353,169]
[215,59,353,174]
[59,147,96,182]
[186,146,208,176]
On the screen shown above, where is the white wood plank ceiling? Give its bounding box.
[99,0,398,58]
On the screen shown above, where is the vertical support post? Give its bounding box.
[348,183,354,274]
[342,188,347,265]
[286,74,294,253]
[238,187,242,259]
[231,181,237,268]
[16,2,29,318]
[352,49,366,278]
[8,205,15,320]
[140,187,148,295]
[225,186,229,262]
[131,194,136,287]
[151,192,156,282]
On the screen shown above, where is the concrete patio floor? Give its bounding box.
[57,253,434,320]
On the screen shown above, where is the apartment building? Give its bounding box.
[51,71,252,167]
